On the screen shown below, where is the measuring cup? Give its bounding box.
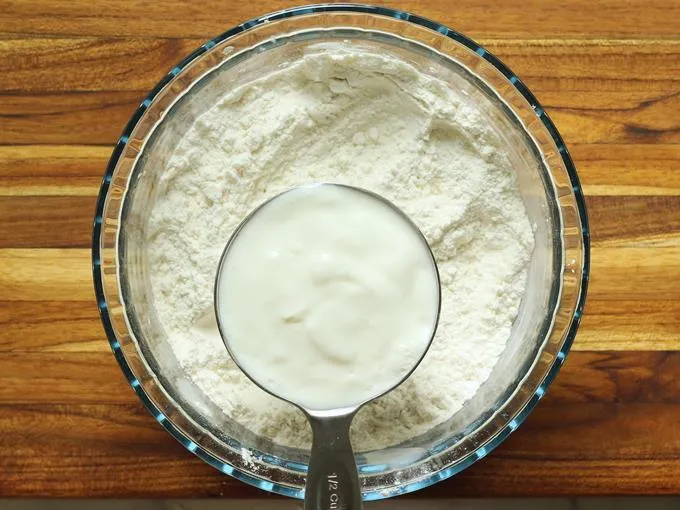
[214,183,441,510]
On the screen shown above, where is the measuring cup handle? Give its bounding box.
[305,412,362,510]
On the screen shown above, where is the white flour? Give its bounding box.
[147,45,534,452]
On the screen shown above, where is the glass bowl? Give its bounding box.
[92,4,589,501]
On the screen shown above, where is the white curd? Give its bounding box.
[215,185,440,411]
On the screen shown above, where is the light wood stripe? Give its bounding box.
[2,145,679,196]
[1,247,678,351]
[0,0,678,39]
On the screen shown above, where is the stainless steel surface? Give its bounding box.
[214,183,443,510]
[304,412,362,510]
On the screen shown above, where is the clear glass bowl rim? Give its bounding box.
[92,2,591,500]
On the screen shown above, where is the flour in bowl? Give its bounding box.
[146,45,534,451]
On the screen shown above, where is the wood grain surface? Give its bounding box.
[1,0,679,499]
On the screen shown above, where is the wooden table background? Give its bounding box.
[1,0,679,498]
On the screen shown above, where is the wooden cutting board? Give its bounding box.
[1,0,679,498]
